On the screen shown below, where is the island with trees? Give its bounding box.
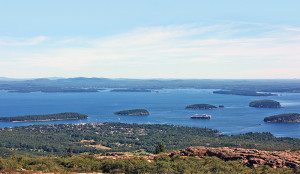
[264,113,300,123]
[186,104,218,110]
[213,90,276,96]
[0,112,88,122]
[249,100,281,108]
[110,88,152,92]
[114,109,150,116]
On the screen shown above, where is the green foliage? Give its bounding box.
[0,123,299,156]
[154,142,166,154]
[0,147,13,157]
[0,155,297,173]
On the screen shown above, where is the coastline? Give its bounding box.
[0,89,299,138]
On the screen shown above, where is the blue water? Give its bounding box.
[0,89,299,138]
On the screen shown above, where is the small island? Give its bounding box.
[110,88,152,92]
[264,113,300,123]
[249,100,281,108]
[114,109,150,116]
[213,90,276,96]
[0,112,88,122]
[186,104,217,110]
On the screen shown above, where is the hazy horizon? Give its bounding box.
[1,76,300,81]
[1,0,299,79]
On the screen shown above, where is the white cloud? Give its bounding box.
[0,23,300,78]
[0,36,48,46]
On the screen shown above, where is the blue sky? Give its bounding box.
[0,0,300,78]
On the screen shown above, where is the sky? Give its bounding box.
[0,0,300,79]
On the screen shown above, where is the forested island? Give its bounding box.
[186,104,218,110]
[213,90,276,96]
[110,88,152,92]
[249,100,281,108]
[264,113,300,123]
[114,109,150,116]
[0,112,88,122]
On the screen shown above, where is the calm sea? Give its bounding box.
[0,89,299,138]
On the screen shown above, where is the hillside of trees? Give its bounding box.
[0,123,299,156]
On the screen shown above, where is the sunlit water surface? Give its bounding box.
[0,89,299,138]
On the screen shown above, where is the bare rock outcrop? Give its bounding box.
[94,146,300,169]
[169,146,300,168]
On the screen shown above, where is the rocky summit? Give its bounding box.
[169,146,300,169]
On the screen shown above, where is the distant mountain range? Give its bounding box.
[0,77,64,81]
[0,77,300,93]
[0,77,25,81]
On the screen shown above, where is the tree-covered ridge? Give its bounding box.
[0,112,88,122]
[249,100,281,108]
[264,113,300,123]
[0,123,299,156]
